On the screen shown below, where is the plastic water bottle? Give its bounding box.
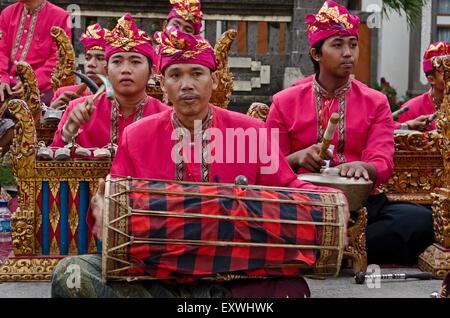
[0,200,11,243]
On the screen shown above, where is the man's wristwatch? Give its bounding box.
[400,123,409,130]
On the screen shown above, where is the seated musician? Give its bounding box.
[50,27,349,298]
[50,23,108,109]
[0,0,72,105]
[50,14,168,150]
[396,42,448,132]
[165,0,203,35]
[266,0,434,265]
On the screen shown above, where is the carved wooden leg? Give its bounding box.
[343,207,368,274]
[11,213,35,256]
[418,189,450,278]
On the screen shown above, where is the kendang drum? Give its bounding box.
[299,168,373,211]
[102,175,347,283]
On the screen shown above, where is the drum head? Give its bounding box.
[299,173,373,186]
[299,172,373,211]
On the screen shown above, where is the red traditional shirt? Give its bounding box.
[0,1,72,92]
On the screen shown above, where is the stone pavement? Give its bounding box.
[0,268,443,298]
[305,268,443,298]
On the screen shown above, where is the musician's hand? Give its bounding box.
[63,97,96,140]
[50,91,80,109]
[0,82,13,102]
[11,80,24,97]
[91,178,105,240]
[288,143,333,172]
[405,115,429,131]
[334,161,376,182]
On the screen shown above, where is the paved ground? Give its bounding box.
[305,268,443,298]
[0,268,443,298]
[0,282,51,298]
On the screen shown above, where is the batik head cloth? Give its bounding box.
[167,0,203,35]
[80,23,108,52]
[105,13,156,63]
[423,41,450,74]
[155,26,216,74]
[305,0,360,47]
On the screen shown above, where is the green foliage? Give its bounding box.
[382,0,427,26]
[0,154,15,187]
[0,166,14,186]
[371,78,399,112]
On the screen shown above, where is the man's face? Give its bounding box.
[167,18,195,35]
[312,35,359,79]
[107,52,151,97]
[84,50,107,86]
[162,63,218,118]
[428,69,445,94]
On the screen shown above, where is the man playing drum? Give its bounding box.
[50,14,168,151]
[266,0,434,266]
[50,26,349,298]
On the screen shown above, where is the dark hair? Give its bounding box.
[310,39,325,74]
[146,57,153,70]
[425,69,435,78]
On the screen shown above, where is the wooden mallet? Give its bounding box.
[319,113,339,160]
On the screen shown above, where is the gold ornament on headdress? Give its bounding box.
[311,2,354,31]
[170,0,203,24]
[105,16,152,51]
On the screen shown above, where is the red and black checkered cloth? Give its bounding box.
[117,180,341,282]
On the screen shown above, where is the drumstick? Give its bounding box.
[426,112,438,124]
[97,74,115,100]
[355,271,433,284]
[91,85,106,103]
[319,113,339,160]
[74,71,99,94]
[392,107,409,120]
[75,83,88,96]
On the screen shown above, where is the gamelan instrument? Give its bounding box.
[102,175,348,282]
[298,168,373,211]
[392,106,410,120]
[355,271,433,284]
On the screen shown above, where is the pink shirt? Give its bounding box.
[0,1,72,92]
[111,105,327,191]
[266,79,395,189]
[109,106,343,269]
[397,92,437,131]
[50,84,91,104]
[51,93,169,148]
[291,74,314,87]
